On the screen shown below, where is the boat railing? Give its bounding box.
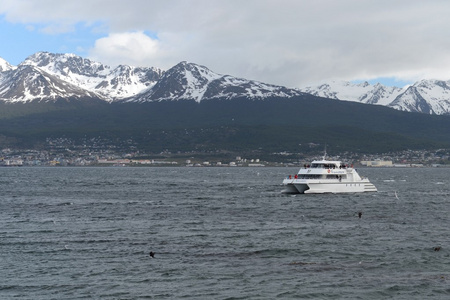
[287,163,354,180]
[302,165,350,170]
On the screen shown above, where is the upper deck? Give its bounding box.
[310,160,345,169]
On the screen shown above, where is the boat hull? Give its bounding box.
[282,182,309,194]
[282,179,377,194]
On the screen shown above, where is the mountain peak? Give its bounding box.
[130,61,220,102]
[22,51,109,77]
[0,56,15,72]
[170,61,220,81]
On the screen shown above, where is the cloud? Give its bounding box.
[89,31,162,67]
[2,0,450,87]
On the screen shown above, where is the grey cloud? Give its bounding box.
[2,0,450,87]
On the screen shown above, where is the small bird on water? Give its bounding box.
[358,212,362,219]
[149,251,155,258]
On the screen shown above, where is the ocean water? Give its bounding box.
[1,166,450,299]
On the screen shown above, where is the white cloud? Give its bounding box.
[3,0,450,87]
[89,32,162,67]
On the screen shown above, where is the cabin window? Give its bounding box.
[299,174,321,179]
[311,163,339,169]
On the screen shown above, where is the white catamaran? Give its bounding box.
[282,154,377,194]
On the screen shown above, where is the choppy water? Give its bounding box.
[1,166,450,299]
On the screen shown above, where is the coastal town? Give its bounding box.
[1,137,449,167]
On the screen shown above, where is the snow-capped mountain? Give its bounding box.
[21,52,163,101]
[299,80,450,115]
[389,80,450,115]
[127,61,302,102]
[0,64,99,102]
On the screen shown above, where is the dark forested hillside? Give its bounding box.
[0,94,449,155]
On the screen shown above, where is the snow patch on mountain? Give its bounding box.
[300,81,404,106]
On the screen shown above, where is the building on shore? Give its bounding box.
[360,160,393,167]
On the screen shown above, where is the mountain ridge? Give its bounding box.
[19,52,163,101]
[299,80,450,115]
[125,61,303,103]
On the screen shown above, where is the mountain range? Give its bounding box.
[0,52,302,104]
[1,52,450,115]
[0,52,449,157]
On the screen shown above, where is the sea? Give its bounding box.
[1,166,449,299]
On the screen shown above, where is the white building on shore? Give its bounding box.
[360,160,393,167]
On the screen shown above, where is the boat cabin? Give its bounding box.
[296,160,351,180]
[308,161,346,169]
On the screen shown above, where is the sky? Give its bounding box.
[1,0,450,88]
